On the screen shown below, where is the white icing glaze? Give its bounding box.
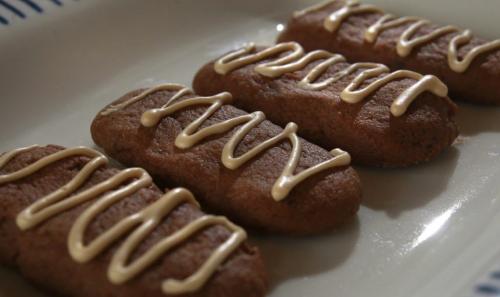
[449,29,500,73]
[214,42,448,117]
[365,14,420,43]
[318,0,500,73]
[297,51,347,89]
[101,83,193,116]
[397,20,458,58]
[106,83,351,202]
[0,145,246,295]
[215,42,305,78]
[323,0,381,32]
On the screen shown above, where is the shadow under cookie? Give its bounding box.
[0,267,49,297]
[455,103,500,136]
[251,217,360,291]
[358,147,460,217]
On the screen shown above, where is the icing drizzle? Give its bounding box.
[214,42,448,117]
[315,0,500,73]
[448,30,500,73]
[103,83,351,201]
[0,146,246,295]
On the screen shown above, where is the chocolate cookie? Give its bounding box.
[277,0,500,104]
[91,84,362,235]
[0,145,267,297]
[193,42,458,167]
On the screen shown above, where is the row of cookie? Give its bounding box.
[2,64,448,294]
[82,6,489,291]
[0,65,451,296]
[4,1,495,295]
[0,77,365,296]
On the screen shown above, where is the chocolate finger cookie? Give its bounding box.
[91,84,362,235]
[0,145,267,297]
[193,42,458,167]
[278,0,500,105]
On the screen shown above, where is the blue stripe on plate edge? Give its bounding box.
[475,270,500,295]
[0,0,72,25]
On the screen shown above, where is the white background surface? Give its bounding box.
[0,1,499,296]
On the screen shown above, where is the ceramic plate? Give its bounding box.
[1,0,499,296]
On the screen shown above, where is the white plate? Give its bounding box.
[1,0,500,296]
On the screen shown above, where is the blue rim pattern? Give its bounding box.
[19,0,44,13]
[475,269,500,296]
[0,0,71,25]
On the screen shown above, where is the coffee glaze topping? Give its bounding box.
[0,145,246,295]
[214,42,448,117]
[103,83,351,201]
[317,0,500,73]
